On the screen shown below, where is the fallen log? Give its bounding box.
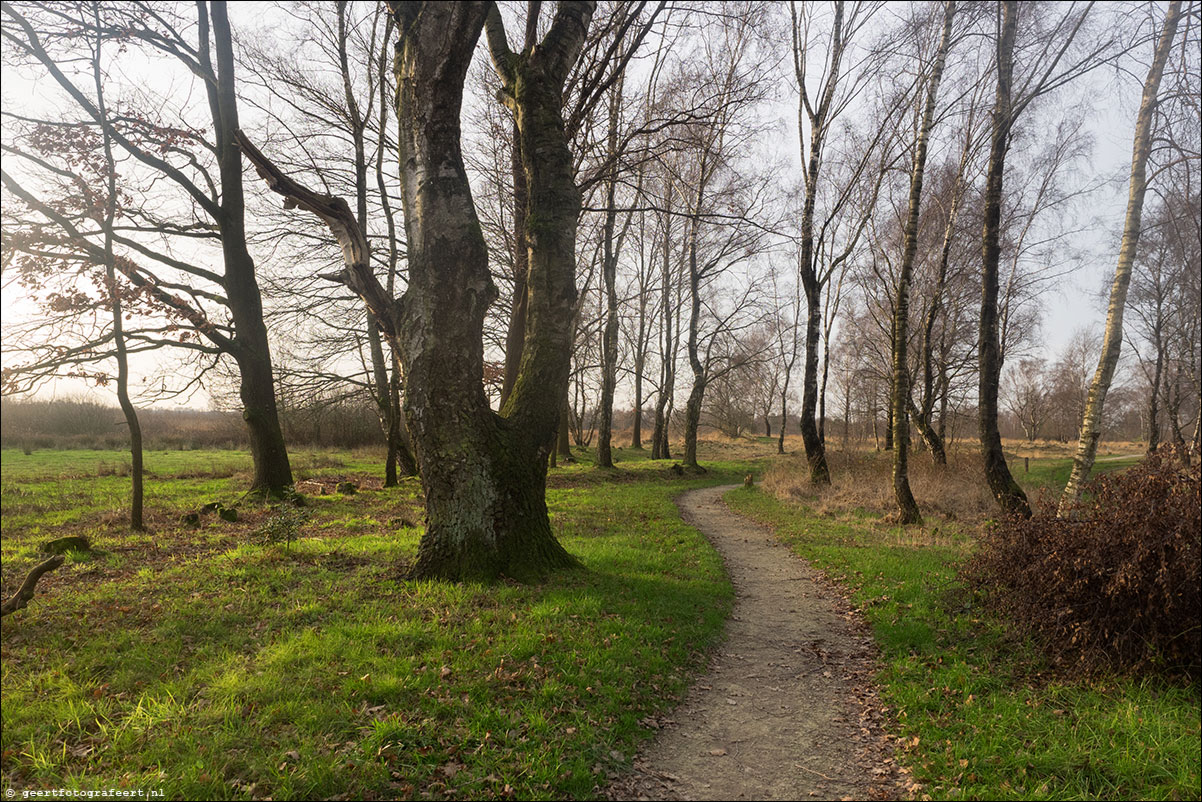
[1,555,65,617]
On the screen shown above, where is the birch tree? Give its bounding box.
[1060,0,1185,512]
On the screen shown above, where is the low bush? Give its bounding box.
[966,451,1200,679]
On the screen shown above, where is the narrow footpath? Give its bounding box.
[607,485,905,801]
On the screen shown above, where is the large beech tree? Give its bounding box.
[241,0,593,581]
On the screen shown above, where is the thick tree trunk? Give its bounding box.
[234,344,294,494]
[1058,0,1181,515]
[683,378,705,470]
[367,1,588,580]
[979,0,1029,516]
[247,2,587,574]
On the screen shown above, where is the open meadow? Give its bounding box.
[2,438,1197,800]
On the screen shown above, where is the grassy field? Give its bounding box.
[727,449,1200,801]
[1,444,754,800]
[3,440,1195,801]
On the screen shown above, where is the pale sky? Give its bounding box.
[0,1,1156,410]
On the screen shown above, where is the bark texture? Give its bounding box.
[978,1,1030,517]
[243,1,589,580]
[891,1,955,526]
[1057,0,1181,515]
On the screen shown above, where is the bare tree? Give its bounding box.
[241,1,594,581]
[2,0,294,495]
[888,1,955,525]
[1060,0,1184,512]
[1004,357,1049,442]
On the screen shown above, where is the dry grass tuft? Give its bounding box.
[762,448,997,526]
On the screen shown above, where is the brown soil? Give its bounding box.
[606,485,906,801]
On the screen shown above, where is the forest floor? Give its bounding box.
[606,485,904,801]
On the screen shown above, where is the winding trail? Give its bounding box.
[607,485,902,801]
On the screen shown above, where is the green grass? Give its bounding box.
[1,447,753,800]
[726,484,1201,801]
[1013,454,1143,496]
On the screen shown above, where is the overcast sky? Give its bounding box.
[0,1,1159,410]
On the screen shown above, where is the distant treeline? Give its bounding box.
[0,397,383,451]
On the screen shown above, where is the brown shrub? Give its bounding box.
[965,451,1200,679]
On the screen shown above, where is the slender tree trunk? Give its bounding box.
[799,287,831,481]
[558,390,573,462]
[500,120,529,408]
[337,1,409,486]
[777,391,789,455]
[631,350,645,449]
[1058,0,1181,514]
[651,182,676,461]
[978,0,1029,516]
[596,78,623,468]
[93,3,143,530]
[374,13,416,482]
[207,1,293,495]
[793,1,844,487]
[884,397,894,451]
[1148,342,1164,452]
[683,192,705,470]
[842,385,851,451]
[1190,389,1201,465]
[914,141,966,467]
[891,0,954,525]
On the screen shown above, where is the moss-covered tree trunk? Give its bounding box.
[398,1,590,580]
[246,1,591,579]
[245,1,587,580]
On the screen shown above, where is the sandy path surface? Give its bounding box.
[606,485,903,801]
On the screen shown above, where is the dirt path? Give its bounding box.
[606,485,903,801]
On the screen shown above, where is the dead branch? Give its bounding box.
[1,555,65,617]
